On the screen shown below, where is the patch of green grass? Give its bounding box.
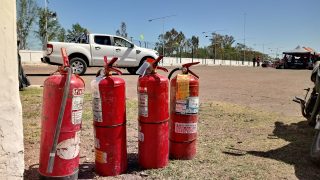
[142,102,319,179]
[20,88,43,144]
[21,88,320,179]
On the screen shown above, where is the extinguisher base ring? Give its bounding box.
[39,169,78,180]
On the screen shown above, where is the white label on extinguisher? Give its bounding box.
[186,97,199,114]
[175,100,187,114]
[175,123,197,134]
[175,97,199,115]
[92,97,102,122]
[72,88,84,124]
[56,131,80,159]
[138,93,148,117]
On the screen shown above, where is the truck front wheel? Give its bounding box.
[127,67,138,75]
[70,57,87,75]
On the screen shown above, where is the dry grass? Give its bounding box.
[21,87,320,179]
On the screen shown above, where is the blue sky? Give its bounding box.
[34,0,320,56]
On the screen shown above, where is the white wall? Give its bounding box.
[20,50,43,64]
[162,57,253,66]
[0,0,24,179]
[21,52,253,67]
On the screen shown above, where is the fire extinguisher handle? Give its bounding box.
[183,62,199,79]
[60,48,69,67]
[104,56,118,67]
[182,62,200,69]
[103,56,122,76]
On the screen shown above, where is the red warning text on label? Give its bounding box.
[175,122,197,134]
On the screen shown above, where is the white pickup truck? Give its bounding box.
[41,33,159,75]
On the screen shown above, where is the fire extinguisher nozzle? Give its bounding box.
[46,156,55,173]
[168,68,181,79]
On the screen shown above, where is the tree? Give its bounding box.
[184,39,192,53]
[156,28,186,56]
[66,23,88,42]
[116,22,128,38]
[57,28,66,42]
[191,36,199,49]
[17,0,38,49]
[209,33,223,49]
[35,7,61,48]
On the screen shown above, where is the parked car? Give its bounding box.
[261,60,273,68]
[41,33,159,75]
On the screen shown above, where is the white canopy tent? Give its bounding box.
[283,46,316,54]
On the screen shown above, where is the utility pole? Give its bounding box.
[44,0,56,50]
[203,29,225,64]
[243,13,246,65]
[44,0,48,50]
[148,15,176,58]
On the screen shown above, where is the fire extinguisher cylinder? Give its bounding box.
[168,62,200,160]
[137,56,170,169]
[92,56,127,176]
[39,48,85,179]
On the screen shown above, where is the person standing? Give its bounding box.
[252,57,256,67]
[257,56,261,67]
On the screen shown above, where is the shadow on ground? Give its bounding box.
[24,164,39,180]
[224,120,320,179]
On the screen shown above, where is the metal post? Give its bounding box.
[180,46,182,63]
[162,19,165,57]
[44,0,47,50]
[214,42,216,64]
[191,47,194,63]
[243,13,246,65]
[148,15,176,65]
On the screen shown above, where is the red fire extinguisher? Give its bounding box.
[137,56,169,169]
[39,48,85,179]
[91,56,127,176]
[168,62,200,160]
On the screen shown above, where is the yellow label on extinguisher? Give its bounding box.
[176,74,190,100]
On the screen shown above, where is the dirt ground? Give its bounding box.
[22,64,317,179]
[24,64,313,117]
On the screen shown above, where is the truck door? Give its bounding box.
[91,35,114,66]
[112,36,137,67]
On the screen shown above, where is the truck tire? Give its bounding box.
[70,57,87,75]
[127,57,149,75]
[127,67,138,75]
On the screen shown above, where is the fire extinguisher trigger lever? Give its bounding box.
[103,56,122,76]
[183,62,200,79]
[188,69,199,79]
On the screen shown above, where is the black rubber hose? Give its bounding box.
[168,68,180,79]
[46,67,72,173]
